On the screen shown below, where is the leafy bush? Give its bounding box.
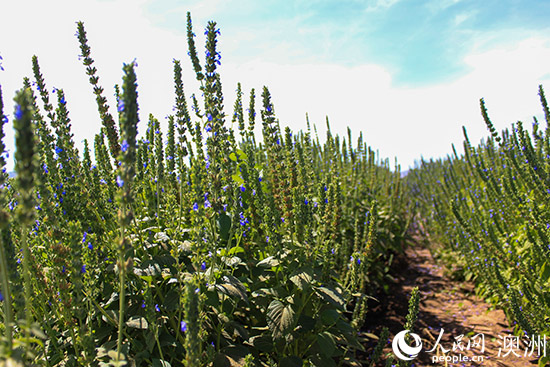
[408,87,550,365]
[0,13,411,367]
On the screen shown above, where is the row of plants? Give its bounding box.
[0,14,413,366]
[407,86,550,365]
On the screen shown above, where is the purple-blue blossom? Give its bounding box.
[15,105,23,120]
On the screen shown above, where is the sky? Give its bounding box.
[1,0,550,170]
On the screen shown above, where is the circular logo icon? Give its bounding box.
[392,330,423,361]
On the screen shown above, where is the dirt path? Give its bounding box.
[362,243,539,367]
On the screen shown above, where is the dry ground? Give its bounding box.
[361,242,540,367]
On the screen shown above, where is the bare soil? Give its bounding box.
[360,242,539,367]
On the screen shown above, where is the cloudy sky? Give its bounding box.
[1,0,550,170]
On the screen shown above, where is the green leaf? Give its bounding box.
[163,289,180,311]
[320,309,340,326]
[317,332,336,357]
[231,173,244,185]
[215,275,249,304]
[310,354,337,367]
[296,314,316,333]
[152,359,172,367]
[126,316,148,329]
[315,286,345,310]
[250,334,274,352]
[228,246,245,255]
[257,256,279,268]
[290,269,313,290]
[279,356,302,367]
[218,213,232,243]
[267,300,295,340]
[540,262,550,282]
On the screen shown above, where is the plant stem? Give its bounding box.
[0,234,13,353]
[21,227,32,342]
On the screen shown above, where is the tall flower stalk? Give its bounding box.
[0,86,13,354]
[13,87,37,346]
[115,61,139,364]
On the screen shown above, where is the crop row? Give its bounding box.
[408,86,550,365]
[0,14,414,366]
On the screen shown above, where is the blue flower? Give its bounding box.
[88,243,93,250]
[82,232,87,243]
[201,262,206,271]
[62,265,66,273]
[117,99,125,112]
[15,105,23,120]
[207,113,213,122]
[141,300,146,308]
[155,304,160,312]
[240,185,245,192]
[239,212,249,226]
[116,176,124,187]
[121,140,129,152]
[180,321,187,332]
[60,96,66,105]
[204,199,211,209]
[0,291,4,301]
[55,146,63,155]
[193,202,199,211]
[81,264,86,273]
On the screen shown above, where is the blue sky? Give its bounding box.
[1,0,550,169]
[144,0,550,85]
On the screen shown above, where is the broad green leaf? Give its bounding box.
[290,269,313,290]
[257,256,279,268]
[126,317,148,329]
[321,309,340,326]
[218,213,232,242]
[228,246,245,255]
[315,286,346,310]
[163,289,179,311]
[215,275,249,304]
[231,173,244,185]
[267,300,295,340]
[317,332,336,357]
[152,359,171,367]
[310,354,337,367]
[250,334,274,352]
[279,356,303,367]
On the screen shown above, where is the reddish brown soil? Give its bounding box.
[361,242,540,367]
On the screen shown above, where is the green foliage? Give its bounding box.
[0,14,411,366]
[408,86,550,363]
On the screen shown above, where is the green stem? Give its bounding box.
[0,233,13,353]
[21,226,32,343]
[117,210,126,362]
